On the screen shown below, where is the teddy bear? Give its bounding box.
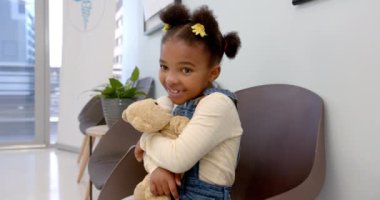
[122,98,189,200]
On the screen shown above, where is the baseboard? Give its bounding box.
[54,143,80,153]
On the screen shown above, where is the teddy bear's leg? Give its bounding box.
[144,190,171,200]
[170,116,190,134]
[134,175,150,200]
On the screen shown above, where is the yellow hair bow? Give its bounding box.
[162,23,171,32]
[191,23,207,37]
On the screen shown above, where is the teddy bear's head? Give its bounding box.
[122,98,172,133]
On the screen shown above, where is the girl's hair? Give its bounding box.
[160,4,241,66]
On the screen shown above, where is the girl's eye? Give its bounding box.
[160,65,168,71]
[181,67,192,74]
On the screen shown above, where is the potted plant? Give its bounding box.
[94,66,146,128]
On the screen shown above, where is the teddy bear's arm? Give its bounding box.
[170,116,190,134]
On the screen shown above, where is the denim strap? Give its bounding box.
[172,87,237,119]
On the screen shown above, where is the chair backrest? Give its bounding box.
[88,120,143,189]
[78,95,105,134]
[135,76,154,100]
[232,84,325,200]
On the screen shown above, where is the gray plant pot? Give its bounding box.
[101,98,135,128]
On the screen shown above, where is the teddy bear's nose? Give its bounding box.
[154,102,158,105]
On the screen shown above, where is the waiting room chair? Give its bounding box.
[135,76,154,101]
[77,95,105,183]
[89,84,325,200]
[88,120,146,199]
[232,84,325,199]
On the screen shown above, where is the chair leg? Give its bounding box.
[77,136,96,183]
[77,143,89,183]
[84,181,91,200]
[77,135,89,163]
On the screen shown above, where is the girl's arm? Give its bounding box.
[140,92,241,173]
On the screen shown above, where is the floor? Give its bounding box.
[0,147,99,200]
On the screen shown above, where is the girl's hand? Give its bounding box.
[134,141,144,162]
[150,167,180,200]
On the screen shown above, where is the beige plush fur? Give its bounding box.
[122,98,189,200]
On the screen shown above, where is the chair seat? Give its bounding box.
[86,125,109,137]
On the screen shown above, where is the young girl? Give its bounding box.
[135,3,242,200]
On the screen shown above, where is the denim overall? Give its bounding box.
[172,87,237,200]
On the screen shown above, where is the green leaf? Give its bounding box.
[135,91,146,97]
[109,78,123,89]
[92,89,104,93]
[124,88,137,98]
[124,83,132,91]
[130,66,139,82]
[101,86,114,95]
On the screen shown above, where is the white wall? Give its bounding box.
[57,1,115,150]
[123,0,380,199]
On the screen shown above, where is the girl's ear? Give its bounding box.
[209,65,221,81]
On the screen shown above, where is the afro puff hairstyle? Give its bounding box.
[160,3,241,66]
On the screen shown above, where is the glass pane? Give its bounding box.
[0,0,36,144]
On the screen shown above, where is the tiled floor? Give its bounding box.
[0,147,99,200]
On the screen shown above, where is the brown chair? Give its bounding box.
[96,145,146,200]
[88,120,147,199]
[232,84,325,200]
[91,84,325,200]
[135,76,155,101]
[77,96,106,183]
[78,96,106,137]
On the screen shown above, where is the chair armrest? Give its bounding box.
[91,119,141,160]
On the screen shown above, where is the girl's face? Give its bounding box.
[159,38,220,105]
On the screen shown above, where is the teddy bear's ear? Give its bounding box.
[122,100,140,123]
[121,108,129,122]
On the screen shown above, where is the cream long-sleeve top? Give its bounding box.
[139,92,243,186]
